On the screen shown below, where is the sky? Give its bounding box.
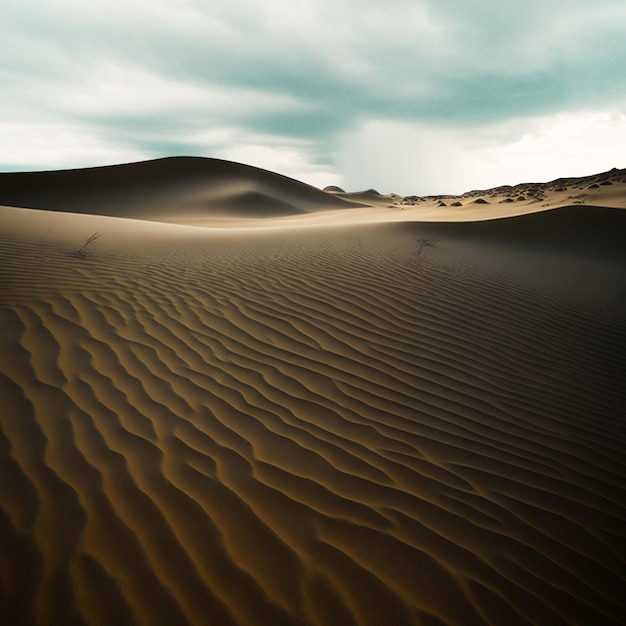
[1,0,625,195]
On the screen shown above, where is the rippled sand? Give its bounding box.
[1,160,625,625]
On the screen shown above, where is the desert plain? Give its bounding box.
[1,157,625,625]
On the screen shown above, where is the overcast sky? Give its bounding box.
[2,0,625,194]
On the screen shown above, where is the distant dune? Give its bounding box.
[1,159,625,625]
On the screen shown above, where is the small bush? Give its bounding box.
[415,236,437,258]
[73,232,101,258]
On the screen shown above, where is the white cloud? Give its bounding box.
[0,122,146,171]
[217,141,342,189]
[336,109,626,195]
[25,61,303,119]
[475,111,626,185]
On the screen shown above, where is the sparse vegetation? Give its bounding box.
[415,236,437,257]
[73,232,101,258]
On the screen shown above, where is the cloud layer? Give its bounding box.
[2,0,625,193]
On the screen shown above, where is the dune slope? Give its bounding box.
[1,200,625,625]
[0,157,363,221]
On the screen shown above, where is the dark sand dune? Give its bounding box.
[1,194,626,625]
[415,205,626,262]
[0,157,363,221]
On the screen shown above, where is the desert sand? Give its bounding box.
[1,157,625,625]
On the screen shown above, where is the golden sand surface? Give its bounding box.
[1,159,625,625]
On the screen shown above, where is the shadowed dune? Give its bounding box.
[0,157,363,221]
[1,162,626,625]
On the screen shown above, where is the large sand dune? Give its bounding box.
[0,157,364,222]
[1,159,625,625]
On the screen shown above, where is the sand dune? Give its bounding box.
[0,157,364,222]
[1,161,626,625]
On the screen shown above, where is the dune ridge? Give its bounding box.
[2,201,626,625]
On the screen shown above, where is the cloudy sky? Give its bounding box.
[2,0,625,194]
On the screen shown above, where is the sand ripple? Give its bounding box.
[1,220,625,625]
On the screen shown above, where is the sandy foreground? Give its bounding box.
[1,158,625,625]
